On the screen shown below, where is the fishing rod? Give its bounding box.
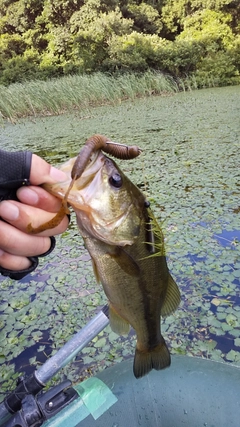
[0,305,110,427]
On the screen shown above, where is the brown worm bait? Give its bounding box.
[26,204,69,234]
[27,135,142,234]
[71,134,141,180]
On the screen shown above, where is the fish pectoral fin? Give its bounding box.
[90,256,101,283]
[133,339,170,379]
[108,246,140,277]
[161,274,181,317]
[109,304,130,335]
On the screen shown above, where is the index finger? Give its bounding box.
[17,186,63,213]
[29,154,67,185]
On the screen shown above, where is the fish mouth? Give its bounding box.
[66,151,104,189]
[45,150,140,246]
[44,151,104,198]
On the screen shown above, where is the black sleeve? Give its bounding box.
[0,150,32,201]
[0,149,56,280]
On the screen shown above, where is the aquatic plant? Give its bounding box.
[0,86,239,399]
[0,71,178,121]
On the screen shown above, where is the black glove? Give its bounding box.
[0,150,56,280]
[0,150,32,201]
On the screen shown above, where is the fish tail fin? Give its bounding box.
[133,339,170,379]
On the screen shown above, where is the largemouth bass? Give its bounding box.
[34,136,181,378]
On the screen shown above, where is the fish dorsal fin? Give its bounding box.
[161,274,181,317]
[109,303,130,335]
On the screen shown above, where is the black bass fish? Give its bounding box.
[31,135,180,378]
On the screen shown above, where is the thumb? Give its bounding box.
[29,154,67,185]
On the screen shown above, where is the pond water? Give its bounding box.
[0,86,239,397]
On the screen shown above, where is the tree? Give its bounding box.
[70,4,133,72]
[106,32,168,71]
[160,0,240,39]
[178,9,235,49]
[123,3,162,34]
[0,0,239,84]
[0,0,43,34]
[178,9,238,86]
[41,0,84,26]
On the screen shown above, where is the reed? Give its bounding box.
[0,71,179,120]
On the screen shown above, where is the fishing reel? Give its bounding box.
[0,305,110,427]
[1,376,77,427]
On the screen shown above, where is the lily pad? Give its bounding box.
[0,85,239,396]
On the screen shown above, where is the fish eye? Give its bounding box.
[109,172,122,188]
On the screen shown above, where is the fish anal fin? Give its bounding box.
[133,339,170,379]
[108,246,140,277]
[109,304,130,335]
[161,274,181,317]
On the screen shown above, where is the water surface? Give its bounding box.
[0,86,239,395]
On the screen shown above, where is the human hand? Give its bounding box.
[0,154,69,277]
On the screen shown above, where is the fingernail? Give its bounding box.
[0,201,19,221]
[50,166,67,182]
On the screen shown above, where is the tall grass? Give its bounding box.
[0,71,179,121]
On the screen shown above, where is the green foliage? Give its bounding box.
[194,51,238,87]
[161,0,239,37]
[0,0,239,85]
[0,55,39,85]
[106,32,165,71]
[178,9,235,48]
[124,3,163,34]
[0,71,178,120]
[70,6,133,72]
[0,33,26,60]
[106,31,204,75]
[41,0,84,26]
[0,0,44,34]
[155,39,205,76]
[229,35,240,71]
[177,10,239,86]
[161,0,187,37]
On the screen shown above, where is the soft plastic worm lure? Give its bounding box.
[71,134,141,180]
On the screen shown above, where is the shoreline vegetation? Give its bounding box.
[1,2,239,121]
[0,71,177,120]
[0,70,239,121]
[0,3,239,87]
